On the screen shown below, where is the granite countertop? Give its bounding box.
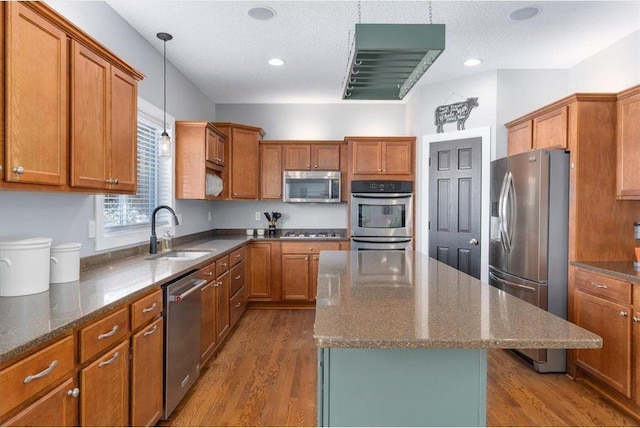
[571,261,640,284]
[0,236,251,365]
[314,251,602,350]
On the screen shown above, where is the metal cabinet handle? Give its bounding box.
[304,257,308,261]
[235,254,241,258]
[143,324,158,336]
[221,262,227,267]
[235,275,241,280]
[67,387,80,398]
[632,316,640,323]
[105,178,113,184]
[205,271,214,276]
[13,166,25,175]
[98,325,119,340]
[142,302,157,313]
[591,282,608,289]
[620,311,628,317]
[235,302,241,308]
[23,360,58,384]
[314,164,318,169]
[113,178,119,185]
[98,351,119,368]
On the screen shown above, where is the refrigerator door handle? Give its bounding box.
[489,272,536,292]
[505,171,516,251]
[498,173,510,253]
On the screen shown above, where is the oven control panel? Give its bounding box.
[351,180,413,193]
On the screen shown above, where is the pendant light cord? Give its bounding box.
[163,39,167,134]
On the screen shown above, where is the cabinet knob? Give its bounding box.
[12,166,25,175]
[314,164,318,169]
[67,388,80,398]
[633,316,640,323]
[205,271,214,276]
[105,178,113,184]
[233,192,238,196]
[619,311,628,317]
[113,178,119,184]
[304,257,308,261]
[235,275,241,280]
[235,302,241,308]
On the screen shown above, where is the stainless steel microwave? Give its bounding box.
[283,171,341,203]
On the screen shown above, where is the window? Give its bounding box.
[94,98,174,251]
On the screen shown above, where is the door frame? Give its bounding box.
[416,126,492,282]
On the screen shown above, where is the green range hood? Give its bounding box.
[343,23,445,100]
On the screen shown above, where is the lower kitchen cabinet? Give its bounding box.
[201,280,217,363]
[281,242,340,301]
[130,317,163,427]
[3,377,78,427]
[79,340,130,426]
[248,242,281,301]
[216,272,231,343]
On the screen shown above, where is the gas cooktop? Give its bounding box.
[281,231,342,239]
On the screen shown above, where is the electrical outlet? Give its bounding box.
[88,220,96,238]
[255,211,261,221]
[208,212,212,222]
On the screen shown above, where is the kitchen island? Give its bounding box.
[314,251,602,427]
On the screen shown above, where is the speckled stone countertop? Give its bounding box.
[571,261,640,284]
[0,236,251,365]
[314,251,602,350]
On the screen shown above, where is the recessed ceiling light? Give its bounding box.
[268,58,285,66]
[464,58,483,67]
[248,5,276,21]
[509,6,542,21]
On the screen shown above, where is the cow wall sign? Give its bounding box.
[434,97,479,133]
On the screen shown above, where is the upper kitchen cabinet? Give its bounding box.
[507,121,533,156]
[213,123,265,200]
[0,2,144,193]
[347,137,416,180]
[506,105,568,155]
[260,142,283,200]
[175,121,227,200]
[283,142,342,171]
[616,85,640,200]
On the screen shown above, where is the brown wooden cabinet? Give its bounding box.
[214,123,265,200]
[3,377,78,427]
[247,241,281,301]
[616,85,640,200]
[532,105,568,151]
[260,143,283,200]
[215,270,231,343]
[507,121,533,155]
[229,247,247,329]
[633,305,640,407]
[284,143,341,171]
[347,137,415,179]
[281,242,340,301]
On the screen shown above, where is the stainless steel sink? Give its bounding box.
[146,250,211,261]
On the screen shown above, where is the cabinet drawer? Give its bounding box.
[230,247,246,267]
[575,269,632,304]
[230,286,246,327]
[281,241,340,254]
[0,336,75,417]
[197,260,217,282]
[79,307,130,364]
[216,255,230,276]
[230,263,245,296]
[130,289,162,331]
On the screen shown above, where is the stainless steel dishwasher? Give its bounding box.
[162,269,207,419]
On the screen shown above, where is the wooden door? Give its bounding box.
[215,273,230,342]
[230,128,259,199]
[130,318,163,427]
[575,291,631,397]
[206,128,217,165]
[216,132,225,167]
[533,106,568,150]
[109,67,137,193]
[284,144,311,170]
[382,141,412,175]
[247,243,273,299]
[313,144,341,170]
[80,340,129,426]
[507,121,533,155]
[261,144,283,199]
[5,3,68,186]
[70,41,111,190]
[616,89,640,199]
[4,377,78,427]
[282,254,310,300]
[429,138,482,279]
[352,141,381,174]
[200,282,216,362]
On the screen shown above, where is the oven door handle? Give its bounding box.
[352,237,413,244]
[351,193,412,199]
[169,279,208,302]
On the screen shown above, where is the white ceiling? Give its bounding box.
[105,1,640,104]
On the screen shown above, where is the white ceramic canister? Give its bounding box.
[0,237,52,297]
[50,243,81,284]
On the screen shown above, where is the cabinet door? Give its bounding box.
[130,318,163,427]
[310,254,320,301]
[507,121,533,155]
[216,132,226,168]
[200,282,216,363]
[261,144,283,199]
[206,128,221,166]
[230,128,260,199]
[70,41,111,190]
[282,254,310,300]
[4,377,78,427]
[616,90,640,199]
[109,67,137,193]
[634,310,640,406]
[575,291,631,397]
[382,141,412,175]
[284,145,311,170]
[533,106,568,150]
[5,3,68,186]
[248,243,273,299]
[313,144,341,170]
[216,273,230,342]
[352,141,381,174]
[80,340,129,426]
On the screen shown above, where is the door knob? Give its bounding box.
[470,238,479,246]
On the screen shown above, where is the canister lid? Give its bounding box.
[0,237,52,249]
[51,243,82,253]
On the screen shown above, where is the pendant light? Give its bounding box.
[157,32,173,157]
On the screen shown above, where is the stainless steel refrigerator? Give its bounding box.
[489,149,569,373]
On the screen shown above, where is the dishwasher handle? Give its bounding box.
[169,279,208,302]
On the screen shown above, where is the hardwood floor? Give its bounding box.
[162,309,639,427]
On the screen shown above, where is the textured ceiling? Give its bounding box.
[105,1,640,104]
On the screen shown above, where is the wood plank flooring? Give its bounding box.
[162,309,639,427]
